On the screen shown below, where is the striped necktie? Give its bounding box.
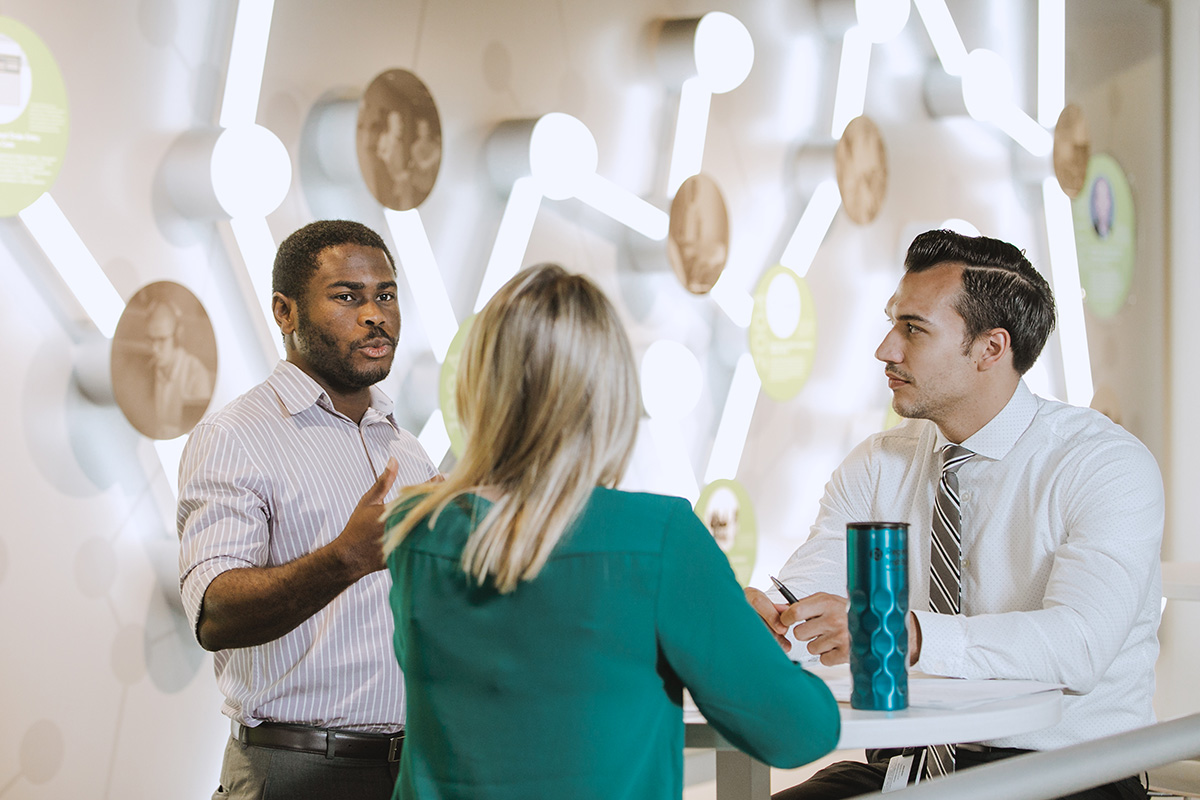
[926,443,974,779]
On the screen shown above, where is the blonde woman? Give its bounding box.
[382,264,839,799]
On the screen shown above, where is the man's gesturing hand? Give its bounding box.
[333,457,399,578]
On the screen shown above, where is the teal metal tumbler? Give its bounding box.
[846,522,909,711]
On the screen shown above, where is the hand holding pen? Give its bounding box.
[766,576,846,664]
[770,575,800,605]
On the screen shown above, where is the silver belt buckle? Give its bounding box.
[388,735,402,762]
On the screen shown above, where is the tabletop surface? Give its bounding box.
[833,688,1062,749]
[685,672,1063,752]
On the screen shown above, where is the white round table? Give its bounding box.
[836,689,1062,750]
[684,678,1063,800]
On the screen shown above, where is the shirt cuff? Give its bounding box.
[911,609,968,677]
[180,557,253,641]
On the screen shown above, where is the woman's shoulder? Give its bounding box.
[587,486,693,516]
[385,491,487,553]
[559,488,698,554]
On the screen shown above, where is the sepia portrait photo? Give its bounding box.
[111,281,217,440]
[356,68,442,211]
[835,115,888,226]
[667,173,730,295]
[1053,103,1091,199]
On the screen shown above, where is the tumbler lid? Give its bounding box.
[846,521,908,531]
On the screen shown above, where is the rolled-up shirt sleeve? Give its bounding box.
[177,420,272,639]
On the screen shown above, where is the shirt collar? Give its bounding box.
[266,360,397,426]
[939,380,1038,462]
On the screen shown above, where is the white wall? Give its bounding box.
[0,1,1177,798]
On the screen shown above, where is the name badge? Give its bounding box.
[882,753,914,792]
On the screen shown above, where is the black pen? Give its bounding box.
[769,575,800,605]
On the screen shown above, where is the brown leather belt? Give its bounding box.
[234,722,404,762]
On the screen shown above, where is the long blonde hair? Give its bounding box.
[382,264,640,593]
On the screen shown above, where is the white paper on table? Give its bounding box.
[807,664,1063,710]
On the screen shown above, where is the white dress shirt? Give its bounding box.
[178,360,437,732]
[778,381,1164,749]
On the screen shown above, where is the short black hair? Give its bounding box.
[904,229,1056,375]
[272,220,395,300]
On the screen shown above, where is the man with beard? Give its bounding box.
[178,220,438,800]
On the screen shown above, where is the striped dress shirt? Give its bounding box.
[178,360,437,733]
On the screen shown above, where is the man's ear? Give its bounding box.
[273,292,297,336]
[974,327,1012,372]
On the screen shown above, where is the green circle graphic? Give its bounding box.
[1071,153,1135,319]
[0,18,69,216]
[438,314,475,457]
[695,479,757,586]
[748,265,818,401]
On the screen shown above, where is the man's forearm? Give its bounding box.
[196,542,368,651]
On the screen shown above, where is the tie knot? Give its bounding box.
[940,443,974,474]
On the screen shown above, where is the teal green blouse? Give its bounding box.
[385,487,839,799]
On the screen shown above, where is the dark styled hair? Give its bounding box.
[272,220,395,300]
[904,229,1056,375]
